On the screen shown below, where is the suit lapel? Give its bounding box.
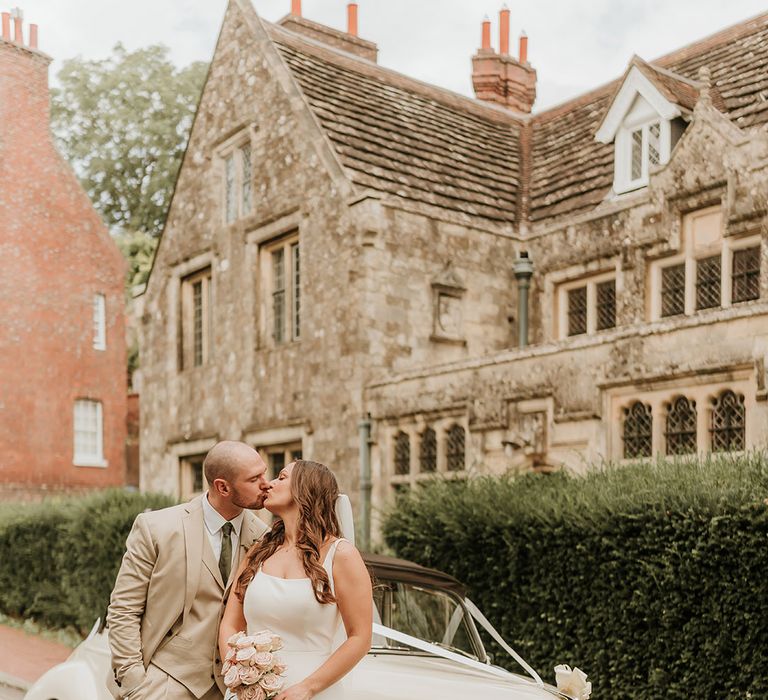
[182,496,205,621]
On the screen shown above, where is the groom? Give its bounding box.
[107,441,271,699]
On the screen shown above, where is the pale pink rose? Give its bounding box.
[225,648,237,662]
[237,685,266,700]
[252,632,273,651]
[259,673,284,694]
[223,665,242,689]
[236,646,257,663]
[227,631,246,648]
[236,635,257,649]
[239,665,261,685]
[222,660,233,675]
[269,635,283,651]
[253,652,273,670]
[272,662,287,676]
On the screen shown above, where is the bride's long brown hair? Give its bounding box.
[235,460,341,604]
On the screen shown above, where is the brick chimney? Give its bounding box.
[278,1,378,62]
[471,7,537,113]
[0,8,51,143]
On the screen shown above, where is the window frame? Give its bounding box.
[649,208,761,321]
[92,293,107,351]
[262,233,300,347]
[390,420,468,494]
[179,267,213,371]
[220,134,254,225]
[556,271,617,340]
[73,399,106,468]
[609,374,753,460]
[615,117,671,193]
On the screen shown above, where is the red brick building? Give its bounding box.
[0,10,127,498]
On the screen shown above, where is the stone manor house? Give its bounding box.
[141,0,768,534]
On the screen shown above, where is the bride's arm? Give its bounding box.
[218,559,249,664]
[276,541,373,700]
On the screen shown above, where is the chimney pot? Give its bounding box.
[347,2,358,37]
[29,22,37,49]
[519,31,528,64]
[12,9,22,44]
[481,15,492,51]
[500,5,510,55]
[1,12,10,41]
[291,0,302,17]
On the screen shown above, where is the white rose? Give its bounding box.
[236,646,257,663]
[236,635,257,650]
[259,673,284,694]
[223,665,242,689]
[253,651,274,669]
[554,664,592,700]
[252,632,274,651]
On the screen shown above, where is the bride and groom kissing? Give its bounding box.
[107,441,372,700]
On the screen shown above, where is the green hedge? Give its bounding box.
[0,490,174,632]
[382,453,768,700]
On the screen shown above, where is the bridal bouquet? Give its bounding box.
[223,630,287,700]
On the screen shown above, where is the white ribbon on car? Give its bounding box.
[463,598,544,687]
[372,621,543,689]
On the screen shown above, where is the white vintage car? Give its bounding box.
[24,553,579,700]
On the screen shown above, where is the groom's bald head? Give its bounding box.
[203,441,263,484]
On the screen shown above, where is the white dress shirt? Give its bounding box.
[202,493,243,570]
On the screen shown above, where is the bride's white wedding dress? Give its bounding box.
[243,539,348,699]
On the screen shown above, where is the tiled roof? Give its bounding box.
[269,25,523,226]
[265,11,768,228]
[528,12,768,223]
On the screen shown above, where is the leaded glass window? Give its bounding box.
[661,264,686,317]
[648,122,661,166]
[710,390,745,452]
[419,428,436,473]
[394,432,410,475]
[225,155,236,223]
[623,402,652,459]
[446,424,465,472]
[596,280,616,331]
[193,280,204,366]
[696,255,721,310]
[291,242,300,341]
[665,397,697,455]
[241,145,252,216]
[631,129,643,180]
[732,247,761,303]
[567,286,587,336]
[272,248,285,343]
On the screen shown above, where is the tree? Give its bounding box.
[114,229,158,289]
[51,43,207,239]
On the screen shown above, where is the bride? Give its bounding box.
[219,460,372,700]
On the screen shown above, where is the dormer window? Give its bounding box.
[596,58,699,195]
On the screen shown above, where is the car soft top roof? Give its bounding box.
[362,553,467,597]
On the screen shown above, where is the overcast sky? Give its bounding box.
[15,0,768,110]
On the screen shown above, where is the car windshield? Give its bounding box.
[372,581,478,659]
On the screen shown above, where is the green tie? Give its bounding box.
[219,522,234,583]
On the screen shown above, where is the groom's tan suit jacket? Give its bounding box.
[106,496,268,699]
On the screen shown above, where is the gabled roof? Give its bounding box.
[267,23,523,227]
[258,8,768,229]
[529,11,768,223]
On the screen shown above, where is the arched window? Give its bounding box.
[665,397,697,455]
[446,424,466,472]
[419,428,436,473]
[710,390,745,452]
[622,402,652,458]
[394,432,410,475]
